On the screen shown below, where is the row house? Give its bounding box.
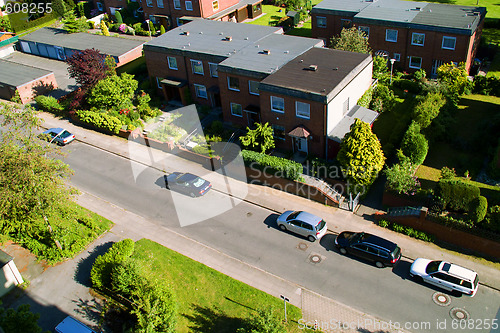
[93,0,262,29]
[144,20,377,158]
[310,0,486,76]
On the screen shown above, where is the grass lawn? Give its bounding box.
[246,5,288,26]
[131,239,309,333]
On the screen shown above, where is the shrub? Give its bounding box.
[393,79,421,94]
[35,95,64,114]
[468,196,488,224]
[90,239,135,289]
[412,92,446,128]
[115,10,123,23]
[210,120,224,135]
[392,223,405,233]
[76,110,122,134]
[473,75,500,97]
[440,166,456,180]
[357,86,373,108]
[400,121,428,165]
[483,205,500,233]
[377,219,390,228]
[241,150,303,180]
[370,84,395,113]
[413,69,426,82]
[435,179,480,211]
[384,159,420,195]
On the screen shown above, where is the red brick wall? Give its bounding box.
[18,74,58,104]
[145,49,189,94]
[117,45,144,67]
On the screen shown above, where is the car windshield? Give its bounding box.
[350,232,365,244]
[286,211,301,221]
[426,261,441,274]
[191,177,205,187]
[315,219,326,231]
[59,130,72,138]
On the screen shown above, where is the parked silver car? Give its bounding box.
[277,211,327,242]
[40,128,75,146]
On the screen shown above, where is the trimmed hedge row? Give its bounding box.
[435,179,480,212]
[76,110,122,134]
[241,150,303,181]
[473,75,500,97]
[377,219,435,242]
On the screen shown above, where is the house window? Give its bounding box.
[411,33,425,46]
[194,84,207,99]
[173,0,181,9]
[394,53,401,62]
[317,16,326,28]
[146,0,153,7]
[228,76,240,91]
[230,103,242,117]
[157,0,164,8]
[212,0,218,10]
[342,98,349,116]
[385,29,398,42]
[295,101,310,119]
[97,2,104,10]
[156,77,165,88]
[271,96,284,113]
[209,63,218,77]
[271,124,286,140]
[358,26,369,38]
[442,36,456,50]
[248,80,259,95]
[167,56,178,70]
[191,60,204,75]
[341,19,352,28]
[185,0,193,10]
[409,56,422,69]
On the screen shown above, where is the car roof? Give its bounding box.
[296,211,322,225]
[178,173,198,182]
[361,233,398,251]
[442,262,477,281]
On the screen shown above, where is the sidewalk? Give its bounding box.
[38,112,499,331]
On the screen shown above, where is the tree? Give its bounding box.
[62,12,89,33]
[0,304,48,333]
[337,119,385,189]
[437,62,472,97]
[372,56,388,79]
[469,196,488,224]
[330,27,371,54]
[105,55,117,76]
[115,10,123,24]
[0,103,73,237]
[412,92,446,128]
[51,0,68,17]
[236,308,286,333]
[160,25,166,35]
[0,16,13,32]
[239,122,275,154]
[87,73,138,110]
[100,20,110,36]
[384,160,420,195]
[66,48,108,89]
[400,121,429,165]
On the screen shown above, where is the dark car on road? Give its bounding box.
[335,231,401,268]
[40,128,75,146]
[164,172,212,197]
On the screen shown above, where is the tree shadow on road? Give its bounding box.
[74,241,114,287]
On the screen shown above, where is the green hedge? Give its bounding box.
[436,179,480,212]
[241,150,303,181]
[473,75,500,97]
[400,121,428,165]
[377,219,435,242]
[393,79,421,94]
[35,96,64,115]
[90,239,135,290]
[357,86,373,108]
[469,196,488,224]
[76,110,122,134]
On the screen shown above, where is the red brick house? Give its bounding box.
[310,0,486,76]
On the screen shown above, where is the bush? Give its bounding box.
[468,196,488,224]
[435,179,480,211]
[90,239,135,289]
[210,120,224,135]
[370,84,395,113]
[473,75,500,97]
[76,110,122,134]
[483,205,500,233]
[377,219,390,228]
[400,121,428,165]
[35,95,64,114]
[393,79,421,94]
[241,150,303,181]
[412,92,446,128]
[357,85,373,108]
[440,166,456,180]
[115,10,123,24]
[384,159,420,195]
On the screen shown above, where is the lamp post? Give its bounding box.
[280,295,290,322]
[390,58,396,85]
[145,19,152,40]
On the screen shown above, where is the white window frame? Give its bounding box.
[157,0,164,8]
[146,0,153,7]
[271,96,285,113]
[209,63,218,78]
[185,0,193,11]
[394,53,401,62]
[358,26,369,38]
[385,29,398,42]
[411,32,425,46]
[212,0,218,11]
[409,56,422,69]
[317,16,326,28]
[295,101,310,119]
[228,76,240,91]
[191,59,204,75]
[194,84,207,99]
[248,80,259,96]
[167,56,178,70]
[442,36,456,50]
[341,19,352,28]
[156,77,164,88]
[271,124,286,140]
[230,103,243,117]
[173,0,181,9]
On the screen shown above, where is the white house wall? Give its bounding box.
[326,61,373,134]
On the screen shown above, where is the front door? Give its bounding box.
[294,137,308,153]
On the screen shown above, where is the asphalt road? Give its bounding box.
[60,141,500,333]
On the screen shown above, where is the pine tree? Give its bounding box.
[100,20,110,36]
[160,25,166,35]
[115,10,123,24]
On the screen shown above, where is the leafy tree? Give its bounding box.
[400,121,428,165]
[337,119,385,189]
[384,160,420,195]
[468,196,488,224]
[115,10,123,24]
[412,92,446,128]
[87,73,138,110]
[236,308,286,333]
[160,25,166,35]
[0,103,73,237]
[104,55,117,76]
[240,122,275,154]
[62,12,89,33]
[66,48,108,89]
[100,20,110,36]
[372,56,388,79]
[437,62,472,97]
[0,304,48,333]
[330,27,371,54]
[370,84,395,113]
[0,16,13,32]
[51,0,68,17]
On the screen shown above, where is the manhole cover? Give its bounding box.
[297,243,308,251]
[432,292,451,306]
[309,254,322,264]
[450,307,470,321]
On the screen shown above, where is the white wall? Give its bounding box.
[326,61,373,134]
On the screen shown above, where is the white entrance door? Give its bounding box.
[295,137,308,153]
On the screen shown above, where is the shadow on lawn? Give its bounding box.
[184,305,246,333]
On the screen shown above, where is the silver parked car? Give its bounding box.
[277,210,327,242]
[40,128,75,146]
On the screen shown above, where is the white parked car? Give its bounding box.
[409,258,479,297]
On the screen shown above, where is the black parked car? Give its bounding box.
[164,172,212,197]
[335,231,401,268]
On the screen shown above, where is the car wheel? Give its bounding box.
[451,290,462,298]
[307,235,316,242]
[375,261,385,268]
[339,247,347,255]
[189,192,196,198]
[279,224,287,231]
